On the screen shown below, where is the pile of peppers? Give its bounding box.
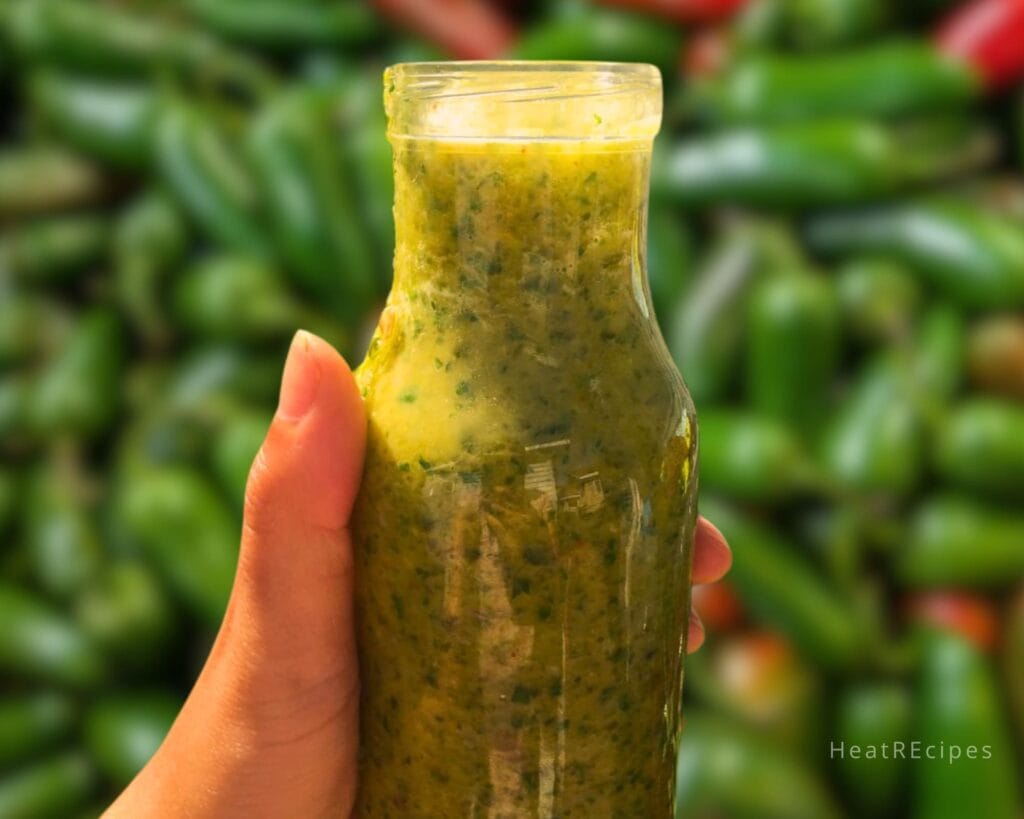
[0,0,1022,816]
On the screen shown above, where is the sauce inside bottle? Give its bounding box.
[354,62,698,818]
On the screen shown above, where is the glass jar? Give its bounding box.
[353,62,698,818]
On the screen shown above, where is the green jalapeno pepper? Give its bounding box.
[698,409,822,502]
[935,399,1024,501]
[0,751,97,819]
[155,101,272,258]
[514,6,680,72]
[667,230,761,405]
[834,681,912,817]
[746,268,841,437]
[188,0,379,50]
[0,693,77,772]
[113,189,190,347]
[690,41,978,126]
[911,303,965,406]
[172,254,305,343]
[73,561,177,674]
[699,496,865,669]
[7,0,275,98]
[820,352,924,498]
[248,85,376,321]
[27,71,157,168]
[734,0,890,51]
[836,257,921,344]
[676,712,843,819]
[115,467,238,628]
[0,213,108,285]
[24,461,103,599]
[896,495,1024,588]
[808,199,1024,309]
[1005,590,1024,748]
[334,67,394,294]
[29,308,124,441]
[0,583,106,688]
[654,119,995,209]
[646,205,693,323]
[84,693,180,788]
[165,345,283,411]
[912,629,1021,819]
[211,406,271,508]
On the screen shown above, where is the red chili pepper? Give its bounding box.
[906,590,1001,652]
[692,580,745,632]
[373,0,516,60]
[595,0,748,23]
[935,0,1024,91]
[681,26,732,77]
[710,632,800,710]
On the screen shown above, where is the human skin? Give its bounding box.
[104,330,732,819]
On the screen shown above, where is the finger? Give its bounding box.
[693,517,732,584]
[687,609,706,653]
[225,325,368,708]
[108,330,366,819]
[245,328,366,534]
[235,329,365,665]
[226,327,366,747]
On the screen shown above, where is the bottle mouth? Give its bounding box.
[385,61,662,143]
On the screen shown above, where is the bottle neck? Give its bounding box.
[390,138,654,325]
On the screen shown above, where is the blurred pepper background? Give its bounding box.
[0,0,1022,816]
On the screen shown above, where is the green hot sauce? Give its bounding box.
[353,63,698,818]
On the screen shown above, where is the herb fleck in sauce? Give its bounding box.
[354,134,697,817]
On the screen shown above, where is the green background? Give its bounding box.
[0,0,1022,816]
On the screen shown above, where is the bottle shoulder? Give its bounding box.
[358,325,694,481]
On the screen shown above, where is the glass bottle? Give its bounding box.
[353,62,698,818]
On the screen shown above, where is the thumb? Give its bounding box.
[234,328,366,676]
[108,331,366,819]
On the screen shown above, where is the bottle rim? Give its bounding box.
[384,61,663,143]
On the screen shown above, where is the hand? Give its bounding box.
[105,330,732,819]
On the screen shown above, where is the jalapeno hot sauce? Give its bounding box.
[353,63,698,818]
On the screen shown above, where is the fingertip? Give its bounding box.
[696,517,728,553]
[300,332,366,524]
[693,517,733,584]
[277,331,321,421]
[687,609,706,653]
[245,330,367,534]
[302,331,365,424]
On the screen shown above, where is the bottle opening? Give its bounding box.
[385,61,662,143]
